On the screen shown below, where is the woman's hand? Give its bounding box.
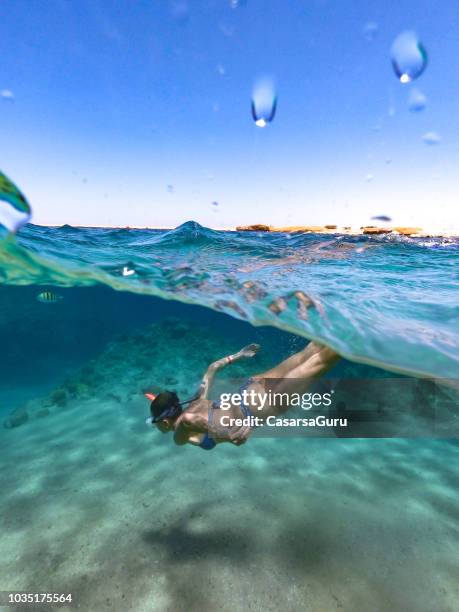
[228,424,251,445]
[239,343,261,358]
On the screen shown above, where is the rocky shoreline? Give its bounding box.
[36,223,457,237]
[235,224,455,237]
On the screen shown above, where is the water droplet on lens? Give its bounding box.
[251,77,277,127]
[371,215,392,222]
[219,22,234,37]
[170,1,189,23]
[391,31,427,83]
[422,131,440,145]
[0,89,14,101]
[407,88,427,112]
[363,22,378,42]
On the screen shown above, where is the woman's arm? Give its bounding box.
[199,343,260,399]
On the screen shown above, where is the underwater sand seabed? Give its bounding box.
[0,223,458,611]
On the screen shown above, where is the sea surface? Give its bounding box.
[2,221,459,378]
[0,222,458,611]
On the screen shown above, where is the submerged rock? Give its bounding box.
[50,388,68,408]
[36,408,50,419]
[3,407,29,429]
[65,381,90,399]
[17,319,281,419]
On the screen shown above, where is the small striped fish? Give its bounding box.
[36,291,63,303]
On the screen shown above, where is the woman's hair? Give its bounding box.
[150,391,183,422]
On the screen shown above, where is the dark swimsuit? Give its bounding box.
[199,378,254,451]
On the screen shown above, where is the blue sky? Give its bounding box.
[1,0,458,230]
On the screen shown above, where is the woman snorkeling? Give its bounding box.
[145,341,340,450]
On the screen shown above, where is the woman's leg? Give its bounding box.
[268,343,340,395]
[254,341,334,380]
[249,342,340,417]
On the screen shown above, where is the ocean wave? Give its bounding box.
[1,221,458,379]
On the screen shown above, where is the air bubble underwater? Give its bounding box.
[122,266,136,277]
[391,31,427,83]
[0,171,31,235]
[251,78,277,127]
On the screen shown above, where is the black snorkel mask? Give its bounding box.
[144,390,198,427]
[151,404,182,423]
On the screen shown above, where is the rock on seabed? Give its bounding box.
[3,407,29,429]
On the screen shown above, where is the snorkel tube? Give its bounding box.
[144,393,157,425]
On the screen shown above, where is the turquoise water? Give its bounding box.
[1,223,458,610]
[2,222,459,378]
